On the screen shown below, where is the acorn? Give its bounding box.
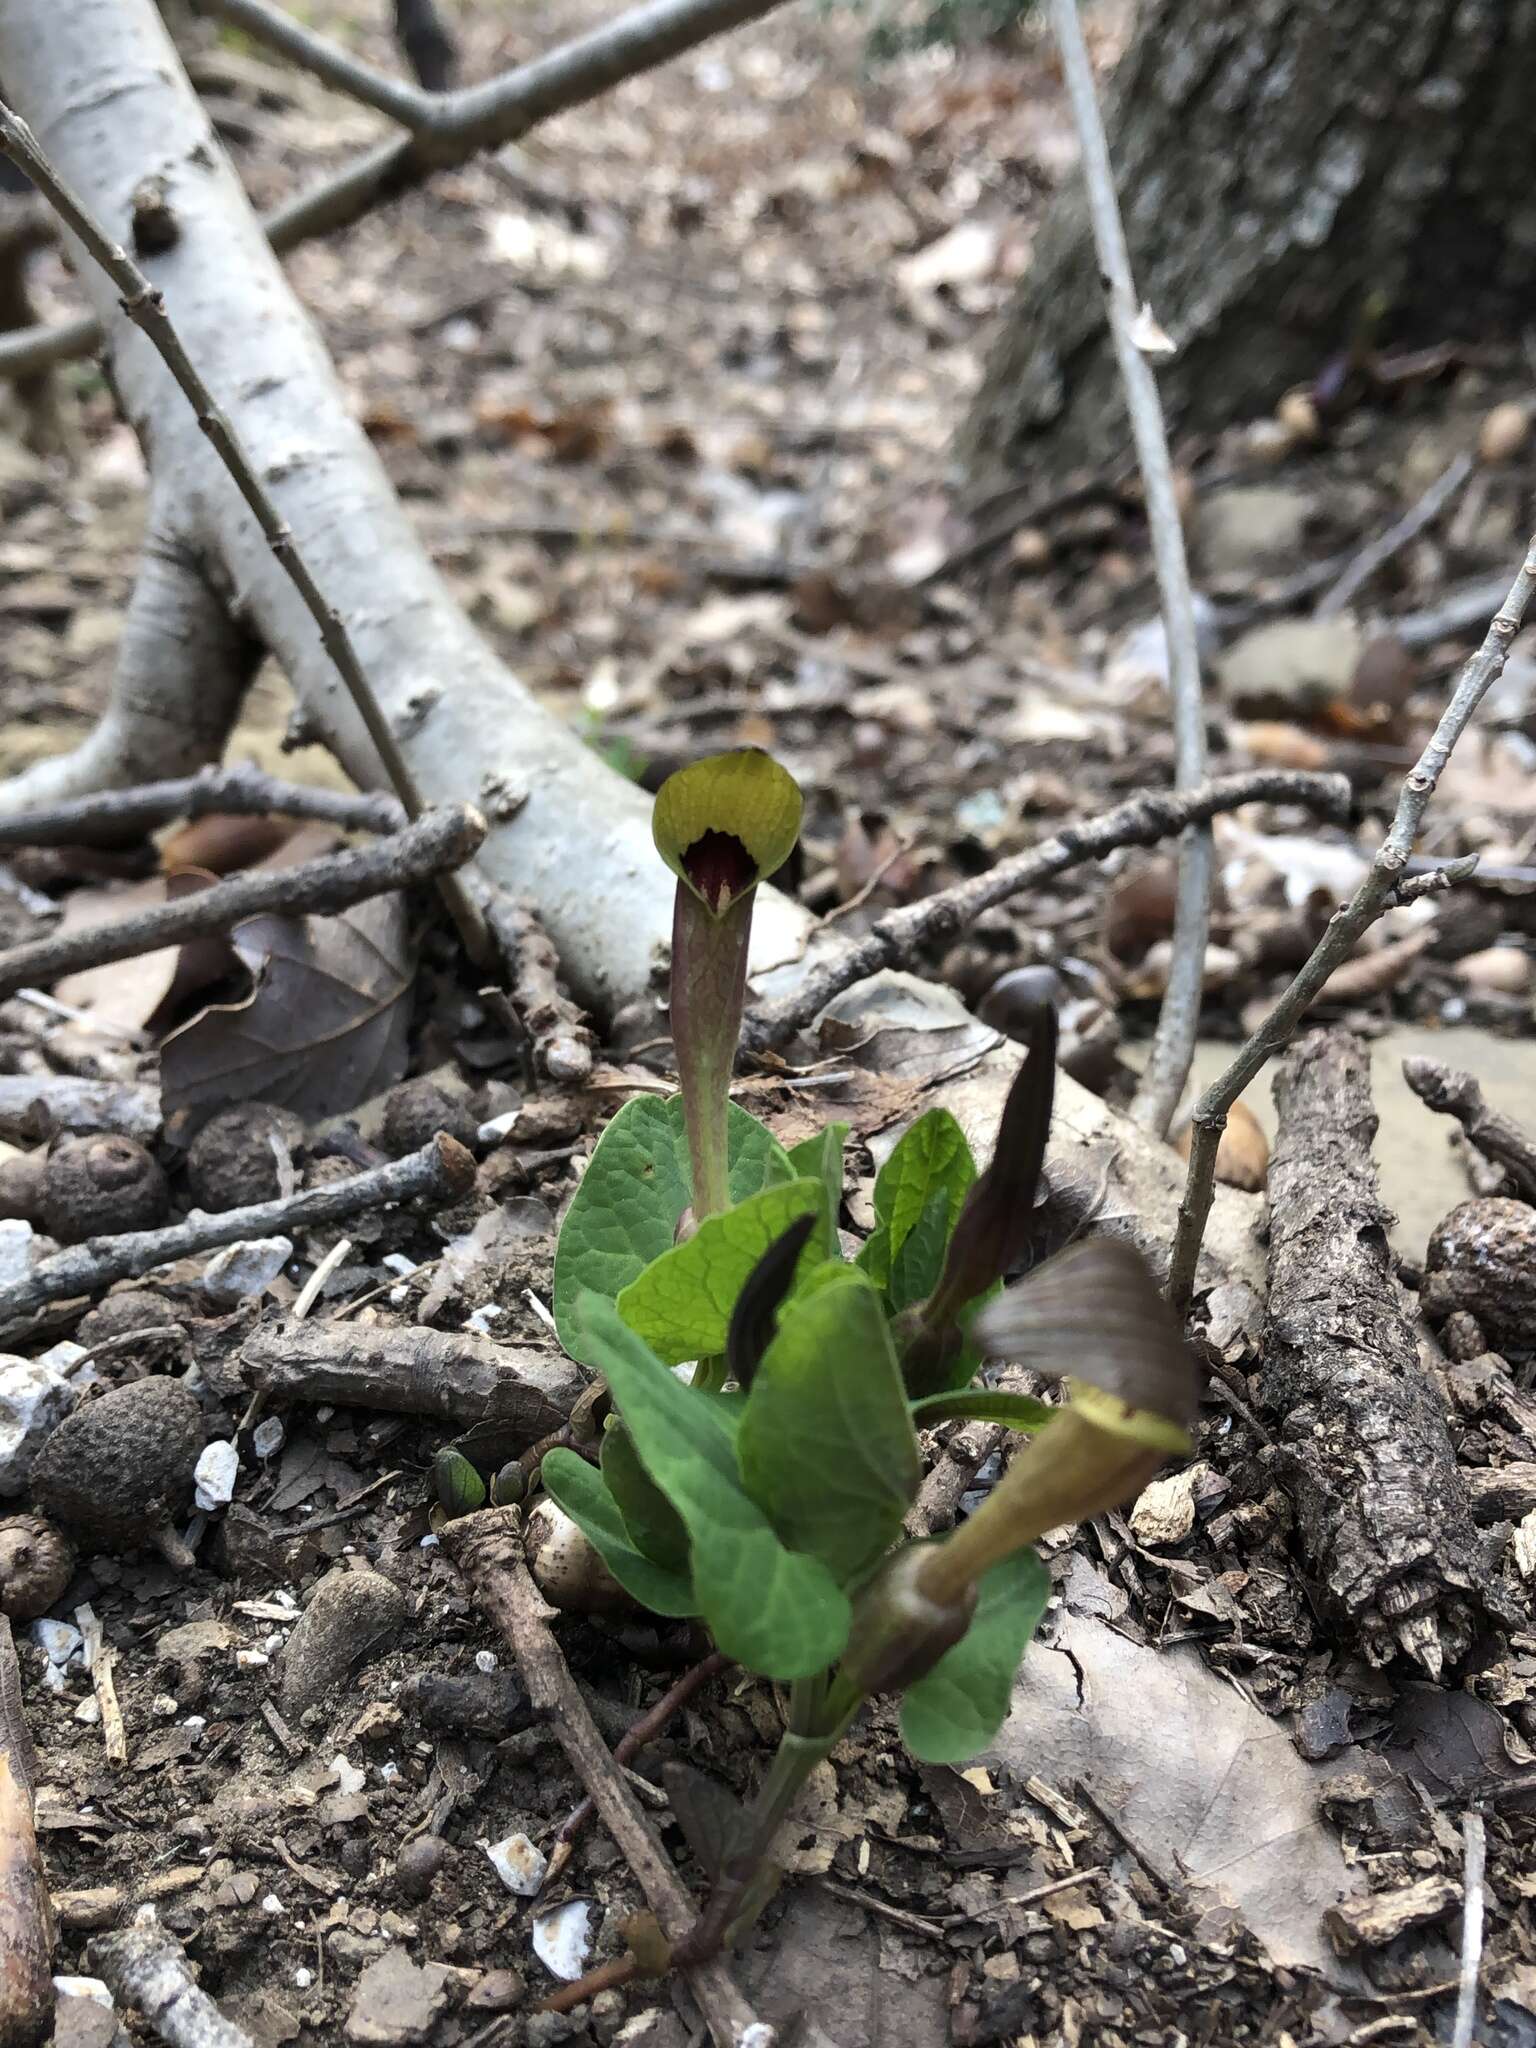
[0,1150,44,1224]
[186,1102,307,1212]
[1104,859,1178,965]
[1276,389,1321,445]
[1478,401,1530,465]
[380,1079,480,1159]
[1174,1099,1270,1193]
[0,1513,75,1619]
[523,1499,629,1614]
[41,1134,168,1243]
[30,1377,204,1568]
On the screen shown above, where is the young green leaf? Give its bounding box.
[601,1421,691,1573]
[887,1185,954,1314]
[785,1123,848,1221]
[854,1222,891,1290]
[727,1213,819,1389]
[553,1095,793,1362]
[899,1547,1049,1764]
[573,1293,851,1679]
[737,1269,920,1585]
[616,1177,831,1366]
[872,1109,976,1269]
[908,1387,1055,1432]
[541,1449,700,1616]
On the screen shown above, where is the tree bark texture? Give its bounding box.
[0,0,811,1017]
[959,0,1536,483]
[1262,1029,1510,1679]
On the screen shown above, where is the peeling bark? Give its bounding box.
[960,0,1536,483]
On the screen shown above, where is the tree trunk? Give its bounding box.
[959,0,1536,485]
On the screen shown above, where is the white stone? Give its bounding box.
[202,1236,292,1305]
[0,1220,34,1285]
[331,1755,366,1797]
[32,1618,83,1667]
[531,1897,591,1979]
[486,1832,547,1897]
[473,1650,497,1675]
[193,1440,239,1512]
[0,1355,77,1496]
[52,1979,112,2009]
[74,1696,101,1725]
[252,1417,285,1459]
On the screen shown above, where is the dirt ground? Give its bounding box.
[4,2,1536,2045]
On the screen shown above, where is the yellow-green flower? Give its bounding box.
[653,751,803,917]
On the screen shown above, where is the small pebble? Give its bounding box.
[395,1834,449,1901]
[235,1649,269,1669]
[193,1441,239,1512]
[252,1417,285,1459]
[33,1617,83,1667]
[74,1696,101,1725]
[261,1894,284,1915]
[53,1980,112,2009]
[202,1237,293,1306]
[294,1969,314,1990]
[474,1650,498,1674]
[331,1755,366,1796]
[532,1898,592,1980]
[486,1832,547,1897]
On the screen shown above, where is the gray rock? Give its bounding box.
[343,1950,455,2047]
[1218,615,1362,718]
[0,1355,78,1497]
[1196,485,1311,580]
[279,1567,409,1716]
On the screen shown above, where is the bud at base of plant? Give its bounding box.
[836,1546,977,1699]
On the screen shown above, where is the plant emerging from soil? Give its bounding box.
[532,749,1196,1962]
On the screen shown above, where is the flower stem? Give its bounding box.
[670,883,753,1220]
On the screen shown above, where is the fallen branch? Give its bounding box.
[1260,1029,1503,1677]
[1169,530,1536,1316]
[1315,450,1474,621]
[479,890,596,1087]
[1452,1809,1487,2048]
[905,1420,1007,1539]
[200,0,445,129]
[439,1508,767,2048]
[0,1133,475,1337]
[89,1926,255,2048]
[1050,0,1210,1140]
[742,769,1348,1054]
[0,0,792,383]
[0,1618,51,2048]
[0,1077,159,1145]
[0,802,484,1007]
[1402,1055,1536,1202]
[549,1650,731,1882]
[0,763,404,848]
[224,1320,582,1439]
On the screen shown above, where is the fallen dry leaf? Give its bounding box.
[159,894,414,1128]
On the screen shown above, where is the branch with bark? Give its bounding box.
[1048,0,1210,1141]
[742,768,1348,1054]
[1168,529,1536,1315]
[1402,1056,1536,1203]
[0,763,404,848]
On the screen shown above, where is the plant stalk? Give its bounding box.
[670,884,754,1221]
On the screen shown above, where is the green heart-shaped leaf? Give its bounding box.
[541,1449,700,1616]
[553,1095,793,1362]
[616,1177,832,1365]
[866,1109,976,1289]
[899,1547,1049,1763]
[737,1268,920,1585]
[573,1293,851,1679]
[601,1420,691,1573]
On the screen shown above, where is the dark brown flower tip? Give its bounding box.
[682,829,758,916]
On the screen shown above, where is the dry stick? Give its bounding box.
[1402,1054,1536,1201]
[0,1132,475,1336]
[0,763,405,848]
[741,769,1348,1055]
[1315,450,1475,621]
[477,889,596,1087]
[0,1617,51,2048]
[1452,1808,1487,2048]
[1049,0,1210,1140]
[439,1510,768,2048]
[0,104,490,967]
[0,802,484,1007]
[90,1925,257,2048]
[198,0,446,128]
[549,1650,732,1881]
[0,0,793,384]
[1167,530,1536,1317]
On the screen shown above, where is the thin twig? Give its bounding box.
[76,1606,127,1767]
[741,769,1348,1055]
[1168,531,1536,1315]
[548,1650,731,1881]
[438,1509,767,2048]
[0,1619,50,2048]
[197,0,445,128]
[1452,1808,1487,2048]
[1403,1055,1536,1200]
[0,1133,475,1337]
[90,1925,257,2048]
[0,0,794,388]
[477,890,596,1086]
[0,803,484,1007]
[1049,0,1209,1140]
[0,764,404,849]
[0,100,490,964]
[1316,452,1474,621]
